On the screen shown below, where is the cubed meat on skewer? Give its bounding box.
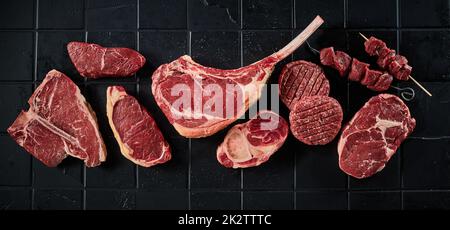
[348,58,369,81]
[364,36,386,56]
[377,47,396,69]
[361,69,382,86]
[367,72,393,92]
[319,47,351,77]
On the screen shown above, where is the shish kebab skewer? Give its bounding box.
[359,32,432,97]
[305,41,415,101]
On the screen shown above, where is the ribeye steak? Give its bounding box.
[106,86,171,167]
[217,111,288,168]
[152,16,323,138]
[338,94,415,178]
[7,70,106,167]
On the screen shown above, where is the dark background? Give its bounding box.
[0,0,449,210]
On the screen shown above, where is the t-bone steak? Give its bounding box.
[338,94,416,179]
[152,16,323,138]
[279,60,330,110]
[106,86,171,167]
[7,70,106,167]
[289,96,343,145]
[217,111,288,168]
[67,41,146,78]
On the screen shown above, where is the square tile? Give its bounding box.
[243,0,292,29]
[400,0,450,28]
[0,84,33,132]
[139,0,187,29]
[0,32,34,81]
[188,0,240,30]
[33,157,84,188]
[87,0,137,30]
[347,0,397,28]
[400,30,450,82]
[350,191,401,210]
[86,190,135,210]
[400,82,450,137]
[136,190,188,210]
[191,31,240,69]
[243,191,294,210]
[37,31,85,82]
[296,139,347,189]
[0,136,31,186]
[403,139,450,188]
[0,0,35,29]
[34,189,83,210]
[190,191,240,210]
[38,0,85,29]
[295,0,344,29]
[0,189,31,210]
[296,191,347,210]
[404,191,450,210]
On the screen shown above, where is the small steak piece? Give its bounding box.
[217,111,288,168]
[279,60,330,110]
[67,41,146,78]
[7,70,107,167]
[396,64,412,81]
[338,94,416,179]
[364,36,386,56]
[388,55,408,74]
[319,47,335,66]
[377,47,396,69]
[348,58,369,81]
[290,96,343,145]
[106,86,171,167]
[367,72,393,92]
[334,51,352,77]
[361,69,382,86]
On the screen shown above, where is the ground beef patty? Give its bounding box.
[289,96,343,145]
[279,60,330,110]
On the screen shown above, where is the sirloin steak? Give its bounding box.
[152,16,323,138]
[217,111,288,168]
[67,41,146,78]
[106,86,171,167]
[7,70,106,167]
[338,94,416,178]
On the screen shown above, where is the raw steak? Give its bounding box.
[106,86,171,167]
[152,16,323,138]
[279,60,330,110]
[338,94,416,179]
[7,70,106,167]
[67,41,146,78]
[289,96,343,145]
[217,111,288,168]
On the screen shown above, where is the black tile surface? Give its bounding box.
[37,31,85,81]
[0,136,31,186]
[0,32,34,81]
[188,0,240,30]
[0,0,35,29]
[190,191,241,210]
[350,191,401,210]
[347,0,397,28]
[296,191,347,210]
[243,0,292,29]
[403,139,450,188]
[403,191,450,210]
[87,0,137,30]
[0,84,33,132]
[86,190,136,210]
[136,190,189,210]
[0,189,31,210]
[243,191,294,210]
[139,0,187,29]
[295,0,344,29]
[191,31,240,69]
[34,189,83,210]
[400,0,450,28]
[38,0,85,29]
[33,157,84,188]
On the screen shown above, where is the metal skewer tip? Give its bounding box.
[358,32,432,97]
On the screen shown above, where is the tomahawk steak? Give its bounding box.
[7,70,106,167]
[67,41,146,78]
[217,111,288,168]
[106,86,171,167]
[338,94,416,178]
[152,16,323,138]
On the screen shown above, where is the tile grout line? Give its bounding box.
[187,0,192,211]
[240,0,244,211]
[135,0,140,191]
[83,0,88,211]
[343,0,351,211]
[0,28,448,32]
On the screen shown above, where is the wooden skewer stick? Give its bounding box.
[358,32,432,97]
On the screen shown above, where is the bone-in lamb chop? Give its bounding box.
[152,16,324,138]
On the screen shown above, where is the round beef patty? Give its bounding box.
[279,60,330,110]
[289,96,343,145]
